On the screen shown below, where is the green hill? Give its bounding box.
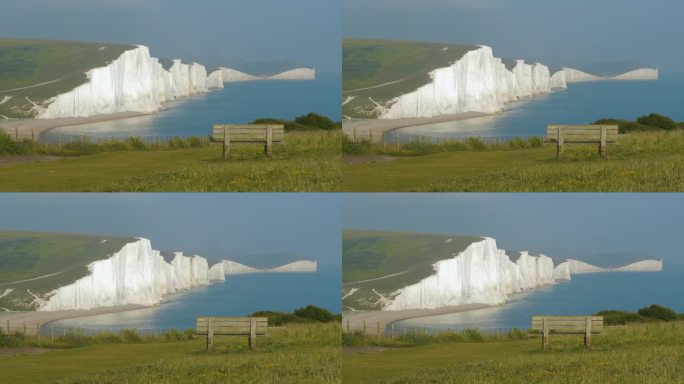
[0,38,134,118]
[342,38,478,119]
[0,230,135,311]
[342,230,480,310]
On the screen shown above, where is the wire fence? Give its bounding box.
[342,319,519,338]
[345,126,543,146]
[1,320,188,340]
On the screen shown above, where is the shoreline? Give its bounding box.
[0,112,147,141]
[342,303,491,335]
[342,112,488,143]
[0,304,146,335]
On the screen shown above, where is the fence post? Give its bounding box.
[15,127,18,141]
[6,320,9,334]
[37,323,40,340]
[51,326,54,342]
[353,127,357,142]
[346,319,350,333]
[363,320,366,335]
[23,322,26,334]
[377,322,380,341]
[391,324,394,341]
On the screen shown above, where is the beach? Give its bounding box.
[342,112,487,143]
[343,303,491,335]
[0,305,145,335]
[0,112,146,141]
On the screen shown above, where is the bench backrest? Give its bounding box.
[196,317,268,336]
[212,124,285,143]
[531,316,603,334]
[546,125,618,143]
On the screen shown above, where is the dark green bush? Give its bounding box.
[294,305,336,322]
[121,329,142,343]
[594,310,648,325]
[638,304,677,321]
[637,113,677,130]
[294,113,338,130]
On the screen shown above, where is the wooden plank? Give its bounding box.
[532,319,603,325]
[532,316,602,321]
[197,317,268,322]
[197,321,267,328]
[547,128,618,133]
[196,328,267,335]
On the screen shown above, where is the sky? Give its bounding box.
[0,0,341,73]
[0,193,341,270]
[344,0,684,74]
[344,193,684,267]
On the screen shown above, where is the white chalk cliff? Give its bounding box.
[37,238,317,311]
[35,46,314,119]
[382,238,661,311]
[39,239,214,311]
[374,45,657,119]
[267,68,316,80]
[267,260,317,272]
[380,46,561,119]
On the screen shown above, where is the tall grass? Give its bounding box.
[343,135,544,156]
[343,328,529,348]
[379,322,684,384]
[0,130,210,157]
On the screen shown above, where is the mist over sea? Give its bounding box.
[390,74,684,142]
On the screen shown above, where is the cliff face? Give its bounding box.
[385,238,559,310]
[38,47,212,119]
[611,68,659,80]
[267,260,317,272]
[39,239,215,311]
[268,68,316,80]
[380,46,563,119]
[36,46,314,119]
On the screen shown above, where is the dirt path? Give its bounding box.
[0,348,51,358]
[0,79,62,94]
[343,304,491,335]
[0,155,62,166]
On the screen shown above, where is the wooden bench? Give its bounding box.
[546,125,618,159]
[212,124,284,158]
[196,316,268,351]
[531,316,603,350]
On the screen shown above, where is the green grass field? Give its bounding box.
[0,231,135,310]
[343,230,480,310]
[0,322,340,384]
[343,39,478,118]
[0,130,341,191]
[343,321,684,384]
[0,38,134,118]
[343,130,684,191]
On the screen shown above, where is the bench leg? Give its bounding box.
[600,126,607,158]
[265,126,273,157]
[585,316,592,349]
[249,318,257,350]
[207,319,214,352]
[542,317,550,350]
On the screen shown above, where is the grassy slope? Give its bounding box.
[0,38,134,118]
[344,321,684,384]
[0,130,341,192]
[0,323,340,384]
[343,230,480,310]
[342,39,479,118]
[0,231,135,310]
[343,130,684,192]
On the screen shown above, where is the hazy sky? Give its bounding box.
[344,0,684,74]
[344,194,684,267]
[1,0,340,73]
[0,194,341,270]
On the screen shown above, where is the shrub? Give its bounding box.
[125,137,147,150]
[466,137,486,151]
[294,305,336,322]
[637,304,677,321]
[121,329,142,343]
[294,113,337,130]
[594,310,648,325]
[251,311,310,326]
[637,113,677,131]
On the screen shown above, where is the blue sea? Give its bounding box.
[41,73,341,141]
[46,268,340,333]
[395,267,684,332]
[388,74,684,143]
